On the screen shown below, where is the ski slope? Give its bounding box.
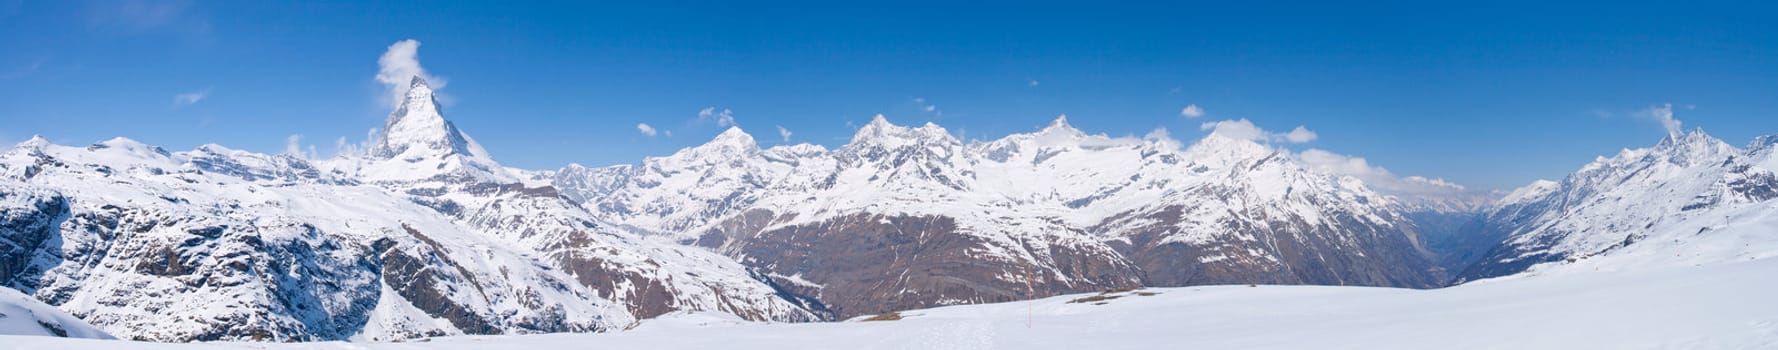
[4,257,1774,349]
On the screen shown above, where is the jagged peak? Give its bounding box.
[410,75,431,88]
[850,114,900,142]
[1037,114,1085,137]
[1748,133,1778,152]
[376,73,477,160]
[1649,127,1733,163]
[867,114,893,128]
[1657,127,1715,146]
[1048,114,1070,128]
[358,76,511,184]
[843,115,960,153]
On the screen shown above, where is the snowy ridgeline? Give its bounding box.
[4,67,1777,343]
[3,257,1774,349]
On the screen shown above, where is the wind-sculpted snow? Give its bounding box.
[558,115,1444,318]
[1458,130,1778,282]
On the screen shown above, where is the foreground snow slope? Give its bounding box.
[6,257,1774,349]
[0,286,111,339]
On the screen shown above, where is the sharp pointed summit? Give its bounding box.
[361,74,509,183]
[1037,114,1084,138]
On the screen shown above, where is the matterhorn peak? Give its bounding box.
[377,74,459,159]
[359,74,510,183]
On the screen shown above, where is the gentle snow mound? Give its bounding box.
[0,287,112,339]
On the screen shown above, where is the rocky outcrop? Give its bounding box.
[699,210,1142,318]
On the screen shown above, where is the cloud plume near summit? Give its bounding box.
[375,39,445,107]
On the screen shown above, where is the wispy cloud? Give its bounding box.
[375,39,445,107]
[283,134,316,159]
[1295,148,1491,206]
[173,89,209,106]
[776,125,792,142]
[914,97,940,116]
[1199,118,1317,143]
[1027,79,1040,87]
[698,107,736,127]
[1640,103,1683,137]
[83,0,210,36]
[637,123,658,137]
[1180,104,1205,118]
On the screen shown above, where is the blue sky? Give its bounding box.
[1,1,1774,191]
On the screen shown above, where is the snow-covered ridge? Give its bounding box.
[1459,129,1778,282]
[557,114,1448,318]
[0,78,822,341]
[569,115,1426,239]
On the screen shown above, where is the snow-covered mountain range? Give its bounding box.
[1455,129,1778,282]
[546,115,1446,318]
[0,78,817,342]
[4,73,1775,342]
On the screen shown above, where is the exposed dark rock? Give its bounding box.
[700,210,1143,319]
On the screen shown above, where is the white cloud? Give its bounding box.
[173,89,208,106]
[776,125,793,142]
[637,123,658,137]
[1280,126,1318,143]
[333,136,350,157]
[914,97,940,115]
[283,134,311,159]
[1180,104,1205,118]
[375,39,445,107]
[1641,103,1683,137]
[698,107,736,127]
[1199,118,1317,144]
[1027,80,1040,87]
[1296,149,1468,196]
